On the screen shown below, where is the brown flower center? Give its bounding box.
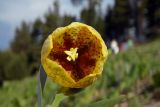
[48,26,102,81]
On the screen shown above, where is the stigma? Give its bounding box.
[64,48,78,62]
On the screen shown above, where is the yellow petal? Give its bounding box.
[42,58,76,87]
[73,73,101,88]
[41,35,53,60]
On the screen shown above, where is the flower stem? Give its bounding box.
[51,93,66,107]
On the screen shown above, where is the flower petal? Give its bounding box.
[73,73,101,88]
[41,35,53,60]
[43,58,76,87]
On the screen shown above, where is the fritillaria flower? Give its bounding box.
[41,22,108,88]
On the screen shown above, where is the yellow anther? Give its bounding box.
[64,48,78,61]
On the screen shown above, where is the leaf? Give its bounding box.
[38,65,47,107]
[86,95,125,107]
[39,65,47,92]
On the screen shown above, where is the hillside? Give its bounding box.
[0,40,160,107]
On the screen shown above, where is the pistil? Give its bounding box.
[64,48,78,62]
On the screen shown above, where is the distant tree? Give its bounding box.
[31,18,44,42]
[105,0,131,42]
[80,0,100,25]
[4,53,28,80]
[43,0,60,39]
[80,7,96,26]
[105,7,114,41]
[61,15,76,26]
[30,18,44,74]
[0,51,29,86]
[80,0,105,38]
[94,16,105,39]
[146,0,160,28]
[11,22,32,54]
[0,51,10,86]
[143,0,160,39]
[11,21,40,75]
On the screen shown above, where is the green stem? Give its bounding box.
[51,93,66,107]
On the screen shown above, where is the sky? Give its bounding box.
[0,0,114,50]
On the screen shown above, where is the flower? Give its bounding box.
[41,22,108,88]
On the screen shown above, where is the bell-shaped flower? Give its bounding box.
[41,22,108,88]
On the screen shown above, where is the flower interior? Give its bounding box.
[48,26,102,82]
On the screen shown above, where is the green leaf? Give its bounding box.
[87,95,125,107]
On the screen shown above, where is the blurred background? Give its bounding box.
[0,0,160,106]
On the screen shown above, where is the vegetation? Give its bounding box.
[0,39,159,107]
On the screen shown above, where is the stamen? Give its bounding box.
[64,48,78,61]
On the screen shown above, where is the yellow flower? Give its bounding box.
[41,22,108,88]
